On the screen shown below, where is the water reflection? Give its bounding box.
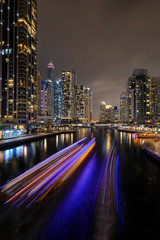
[41,153,100,240]
[61,134,64,144]
[0,132,78,186]
[0,152,4,163]
[44,139,47,152]
[106,133,111,152]
[56,135,58,148]
[71,133,73,144]
[24,145,27,159]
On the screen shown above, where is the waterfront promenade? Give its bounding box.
[143,139,160,161]
[0,130,76,150]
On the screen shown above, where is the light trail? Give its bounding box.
[1,137,87,192]
[4,143,85,204]
[1,138,95,207]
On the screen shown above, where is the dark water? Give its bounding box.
[0,128,160,240]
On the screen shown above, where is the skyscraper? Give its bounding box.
[72,69,77,120]
[54,79,62,120]
[61,71,72,122]
[128,69,150,122]
[0,0,38,125]
[45,62,55,119]
[41,80,49,116]
[150,76,160,119]
[113,106,119,121]
[100,102,106,122]
[37,72,42,116]
[84,87,92,122]
[120,92,128,122]
[75,85,85,122]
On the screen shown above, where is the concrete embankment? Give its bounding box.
[142,140,160,161]
[0,130,76,150]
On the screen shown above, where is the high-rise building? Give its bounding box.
[113,106,119,121]
[61,71,72,122]
[75,85,85,122]
[45,62,55,119]
[150,77,160,119]
[100,102,106,122]
[54,79,62,120]
[41,80,48,116]
[105,105,113,122]
[128,69,150,122]
[120,92,128,122]
[84,87,92,122]
[0,0,38,125]
[72,69,77,120]
[37,72,42,116]
[100,102,113,122]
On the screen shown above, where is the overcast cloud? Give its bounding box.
[38,0,160,120]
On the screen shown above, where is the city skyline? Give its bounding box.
[38,0,160,120]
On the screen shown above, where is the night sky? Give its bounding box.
[38,0,160,120]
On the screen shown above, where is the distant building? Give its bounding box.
[100,102,106,122]
[105,105,113,122]
[150,77,160,120]
[84,88,92,122]
[128,69,150,122]
[0,0,38,125]
[41,81,49,116]
[61,71,72,122]
[120,92,128,122]
[45,62,55,119]
[54,79,62,120]
[113,106,119,121]
[75,85,86,122]
[37,73,42,117]
[72,69,77,120]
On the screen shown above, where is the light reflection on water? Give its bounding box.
[41,153,101,240]
[0,132,78,186]
[44,139,47,152]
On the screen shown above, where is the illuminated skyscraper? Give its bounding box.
[54,79,62,120]
[100,102,113,122]
[41,81,48,116]
[113,106,119,121]
[61,71,72,122]
[72,69,77,120]
[100,102,106,122]
[75,85,85,122]
[37,72,42,116]
[120,92,128,122]
[150,77,160,119]
[128,69,150,122]
[45,62,55,119]
[0,0,38,125]
[84,87,92,122]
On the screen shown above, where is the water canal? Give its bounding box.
[0,128,160,240]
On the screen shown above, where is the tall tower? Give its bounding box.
[54,79,62,120]
[100,102,106,122]
[75,85,85,122]
[120,92,128,122]
[45,62,55,119]
[61,71,72,122]
[37,72,42,116]
[84,87,92,122]
[150,77,160,119]
[128,69,150,122]
[72,69,77,120]
[0,0,38,125]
